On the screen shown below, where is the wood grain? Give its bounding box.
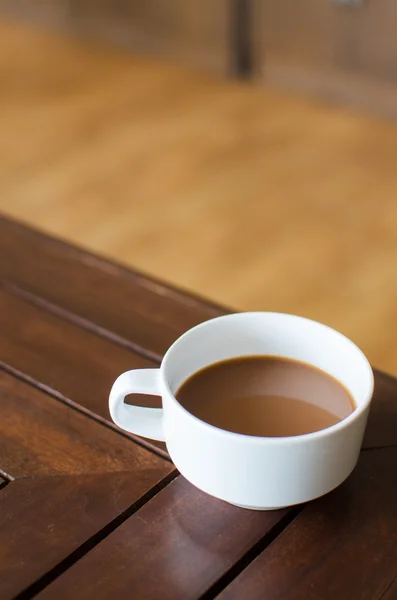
[0,472,174,600]
[0,217,224,360]
[219,448,397,600]
[380,577,397,600]
[0,370,172,479]
[34,476,289,600]
[0,287,170,455]
[0,368,173,599]
[1,284,395,453]
[364,370,397,450]
[23,372,397,600]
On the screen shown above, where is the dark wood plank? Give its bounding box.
[380,577,397,600]
[0,287,168,455]
[364,370,397,449]
[0,370,173,599]
[0,471,175,600]
[219,448,397,600]
[0,370,173,479]
[0,217,225,359]
[34,476,290,600]
[1,285,395,453]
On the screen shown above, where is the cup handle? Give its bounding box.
[109,369,165,441]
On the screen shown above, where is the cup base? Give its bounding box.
[228,501,284,511]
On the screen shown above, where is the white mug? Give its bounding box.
[109,312,374,510]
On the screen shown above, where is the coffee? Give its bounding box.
[176,356,356,437]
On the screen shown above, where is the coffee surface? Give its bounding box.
[176,356,355,437]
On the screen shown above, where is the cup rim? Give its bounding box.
[161,312,374,445]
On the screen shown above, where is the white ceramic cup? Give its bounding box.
[109,312,374,510]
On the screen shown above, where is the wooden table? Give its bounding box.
[1,215,397,600]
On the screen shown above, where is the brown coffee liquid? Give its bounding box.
[176,356,356,437]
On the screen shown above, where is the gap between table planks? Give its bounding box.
[1,215,396,452]
[0,216,292,600]
[2,362,395,600]
[218,447,397,600]
[0,300,296,600]
[0,284,169,458]
[0,367,297,600]
[27,447,397,600]
[0,214,227,455]
[1,216,397,600]
[0,215,227,361]
[0,370,174,599]
[0,283,396,455]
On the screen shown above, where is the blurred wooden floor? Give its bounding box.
[1,19,397,373]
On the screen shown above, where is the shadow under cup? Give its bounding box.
[161,312,374,510]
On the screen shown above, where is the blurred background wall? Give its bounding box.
[1,1,397,373]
